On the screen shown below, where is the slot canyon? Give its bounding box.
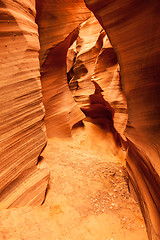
[0,0,160,240]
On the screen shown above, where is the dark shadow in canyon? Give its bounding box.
[81,81,127,150]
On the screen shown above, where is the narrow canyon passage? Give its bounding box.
[0,1,160,240]
[0,122,147,240]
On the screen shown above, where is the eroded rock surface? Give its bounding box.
[68,14,103,108]
[84,0,160,239]
[93,36,127,138]
[67,14,127,139]
[36,0,91,137]
[1,1,159,240]
[0,0,49,208]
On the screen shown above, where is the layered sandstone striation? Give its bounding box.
[93,36,127,138]
[36,0,91,137]
[0,0,49,208]
[1,1,159,240]
[68,14,103,109]
[84,0,160,239]
[67,14,127,139]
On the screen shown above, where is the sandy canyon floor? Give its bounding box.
[0,122,148,240]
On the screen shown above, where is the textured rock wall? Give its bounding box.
[93,36,127,138]
[67,14,127,139]
[36,0,91,137]
[1,4,159,240]
[84,0,160,239]
[68,14,102,109]
[0,0,49,208]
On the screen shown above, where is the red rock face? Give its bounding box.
[81,81,123,149]
[67,14,127,140]
[0,0,49,208]
[1,2,160,239]
[84,0,160,239]
[36,0,90,137]
[68,14,103,109]
[93,38,127,139]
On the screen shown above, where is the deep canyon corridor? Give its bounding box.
[0,0,160,240]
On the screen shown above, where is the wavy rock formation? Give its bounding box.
[1,2,159,240]
[36,0,91,137]
[0,0,49,208]
[67,14,127,139]
[68,14,103,108]
[93,36,127,138]
[81,81,123,150]
[84,0,160,239]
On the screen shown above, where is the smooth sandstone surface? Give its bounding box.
[67,15,127,138]
[84,0,160,239]
[0,0,49,208]
[68,14,102,109]
[36,0,91,137]
[0,1,159,240]
[93,37,127,138]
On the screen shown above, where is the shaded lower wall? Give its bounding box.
[84,0,160,239]
[0,0,49,208]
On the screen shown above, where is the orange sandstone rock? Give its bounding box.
[0,0,49,208]
[40,28,85,137]
[93,36,127,138]
[36,0,91,137]
[67,14,127,139]
[68,14,103,108]
[84,0,160,239]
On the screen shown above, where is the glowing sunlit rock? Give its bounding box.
[85,0,160,239]
[0,0,49,208]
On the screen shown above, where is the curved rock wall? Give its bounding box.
[36,0,91,137]
[68,14,103,109]
[93,36,127,138]
[84,0,160,239]
[0,0,49,208]
[1,3,160,239]
[67,14,127,139]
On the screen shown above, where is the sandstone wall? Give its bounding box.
[68,14,102,109]
[67,14,127,139]
[1,3,160,240]
[0,0,49,208]
[84,0,160,239]
[36,0,91,137]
